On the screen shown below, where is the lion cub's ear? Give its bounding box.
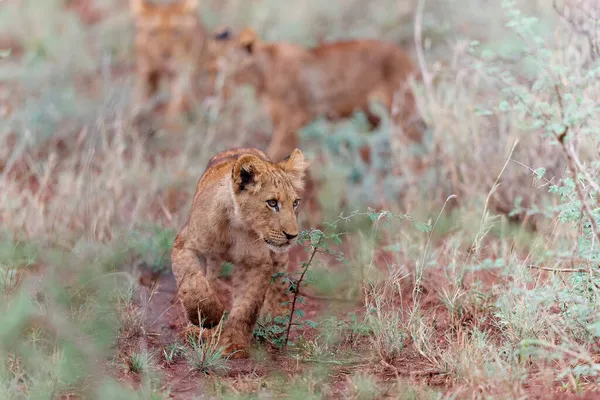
[130,0,147,14]
[279,149,309,191]
[239,27,259,54]
[232,155,267,193]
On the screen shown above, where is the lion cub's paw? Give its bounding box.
[179,325,216,345]
[179,325,249,359]
[221,341,250,359]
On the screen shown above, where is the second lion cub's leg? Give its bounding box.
[265,103,309,162]
[165,72,197,125]
[171,244,225,328]
[134,69,160,112]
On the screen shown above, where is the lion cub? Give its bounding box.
[171,147,308,358]
[211,28,424,162]
[130,0,207,119]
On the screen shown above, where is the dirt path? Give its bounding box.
[137,271,204,399]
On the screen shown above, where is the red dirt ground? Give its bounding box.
[122,244,361,398]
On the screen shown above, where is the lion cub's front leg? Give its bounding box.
[165,72,195,122]
[134,67,161,112]
[264,102,309,162]
[220,262,275,359]
[261,251,293,319]
[171,245,225,327]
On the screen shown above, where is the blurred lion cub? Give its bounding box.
[212,27,425,162]
[130,0,208,119]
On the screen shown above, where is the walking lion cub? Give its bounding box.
[171,147,308,358]
[130,0,209,118]
[210,28,424,162]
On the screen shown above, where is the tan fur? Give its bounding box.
[171,147,308,358]
[130,0,208,118]
[211,28,424,162]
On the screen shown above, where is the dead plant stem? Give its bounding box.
[283,233,323,350]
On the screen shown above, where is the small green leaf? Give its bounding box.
[273,316,289,325]
[534,168,546,180]
[413,221,432,233]
[498,100,511,112]
[304,320,318,329]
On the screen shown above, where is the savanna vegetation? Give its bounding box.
[1,0,599,398]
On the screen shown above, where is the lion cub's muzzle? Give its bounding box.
[265,229,298,252]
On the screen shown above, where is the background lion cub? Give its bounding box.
[212,28,425,162]
[130,0,207,119]
[171,147,308,359]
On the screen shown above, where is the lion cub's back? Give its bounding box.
[310,39,415,80]
[301,39,416,113]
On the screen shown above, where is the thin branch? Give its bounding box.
[281,210,410,351]
[553,83,600,244]
[527,264,598,273]
[561,137,600,244]
[568,141,600,195]
[297,289,356,303]
[283,234,323,350]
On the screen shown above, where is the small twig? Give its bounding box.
[554,84,600,245]
[527,264,598,273]
[565,148,600,246]
[158,198,174,223]
[569,142,600,195]
[283,234,324,350]
[410,368,445,378]
[294,357,346,365]
[296,289,356,303]
[379,358,401,380]
[281,211,380,350]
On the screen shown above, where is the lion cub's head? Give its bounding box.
[230,149,309,253]
[207,26,261,60]
[203,27,265,85]
[130,0,202,71]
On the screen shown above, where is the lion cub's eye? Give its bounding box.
[293,199,300,209]
[266,199,279,210]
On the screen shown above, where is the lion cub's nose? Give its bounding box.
[284,231,298,240]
